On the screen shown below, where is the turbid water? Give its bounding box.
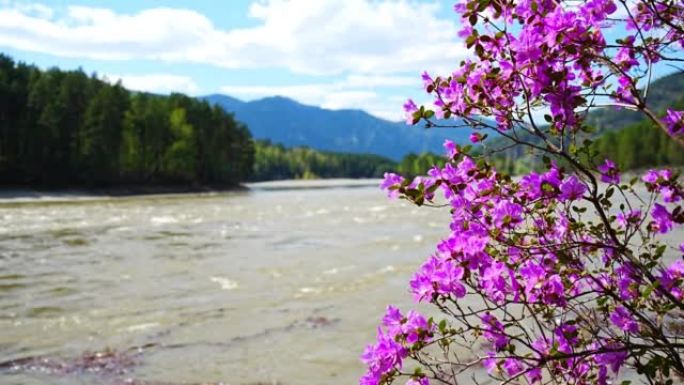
[0,180,451,385]
[1,180,681,385]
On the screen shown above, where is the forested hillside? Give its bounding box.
[586,72,684,132]
[592,111,684,170]
[393,73,684,177]
[481,72,684,174]
[252,140,396,181]
[0,55,254,187]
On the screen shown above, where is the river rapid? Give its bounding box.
[0,180,451,385]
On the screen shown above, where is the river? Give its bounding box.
[0,180,451,385]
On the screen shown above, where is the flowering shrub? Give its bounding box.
[361,1,684,384]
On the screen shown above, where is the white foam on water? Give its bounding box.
[298,287,322,294]
[368,205,387,212]
[322,265,355,275]
[377,265,396,274]
[125,322,160,332]
[210,276,239,290]
[151,216,178,225]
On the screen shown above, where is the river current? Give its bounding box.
[0,180,451,385]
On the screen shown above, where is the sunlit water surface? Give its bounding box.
[0,180,452,385]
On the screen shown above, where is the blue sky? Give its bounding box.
[0,0,464,121]
[0,0,678,122]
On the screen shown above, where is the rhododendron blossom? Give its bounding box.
[361,0,684,384]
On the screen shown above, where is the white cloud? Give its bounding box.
[104,74,200,95]
[0,0,465,75]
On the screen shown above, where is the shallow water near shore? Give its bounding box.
[0,180,451,385]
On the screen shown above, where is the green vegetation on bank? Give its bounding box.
[397,106,684,178]
[0,54,413,186]
[592,106,684,171]
[482,92,684,175]
[396,152,446,178]
[0,54,253,187]
[251,140,396,181]
[1,53,680,187]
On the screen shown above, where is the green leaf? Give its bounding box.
[475,44,485,57]
[606,187,614,198]
[466,35,477,48]
[439,319,447,333]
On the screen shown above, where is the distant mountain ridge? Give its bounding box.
[202,94,473,160]
[203,71,683,161]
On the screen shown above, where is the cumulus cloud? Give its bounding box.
[0,0,465,75]
[104,74,200,95]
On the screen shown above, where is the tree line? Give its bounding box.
[479,99,684,176]
[251,140,396,181]
[0,54,254,187]
[591,100,684,170]
[397,104,684,178]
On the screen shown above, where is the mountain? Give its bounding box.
[202,94,473,160]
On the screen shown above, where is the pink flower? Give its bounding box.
[559,175,587,201]
[406,377,430,385]
[503,358,524,376]
[481,313,509,350]
[554,323,579,353]
[457,25,474,39]
[593,341,628,373]
[381,172,405,199]
[616,209,641,228]
[443,139,459,159]
[651,203,674,234]
[663,109,683,135]
[598,159,620,184]
[609,306,639,333]
[659,260,684,300]
[381,305,403,336]
[482,354,498,374]
[410,255,467,302]
[403,99,419,124]
[360,327,408,384]
[492,200,524,228]
[421,71,434,91]
[403,310,432,344]
[541,274,567,307]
